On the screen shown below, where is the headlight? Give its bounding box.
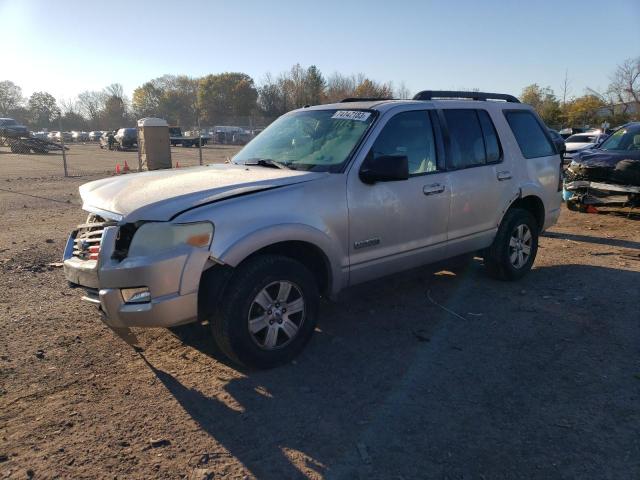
[127,222,213,257]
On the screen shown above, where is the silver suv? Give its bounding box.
[63,91,562,368]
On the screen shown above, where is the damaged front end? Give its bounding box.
[563,143,640,212]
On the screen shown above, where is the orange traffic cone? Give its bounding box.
[586,205,599,214]
[175,161,180,168]
[123,160,130,173]
[115,163,121,174]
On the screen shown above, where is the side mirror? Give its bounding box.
[360,154,409,184]
[552,138,566,155]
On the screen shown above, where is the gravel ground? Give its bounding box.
[1,158,639,479]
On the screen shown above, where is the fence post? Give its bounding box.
[198,117,203,166]
[58,115,68,177]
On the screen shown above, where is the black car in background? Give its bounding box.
[0,118,29,138]
[564,123,640,211]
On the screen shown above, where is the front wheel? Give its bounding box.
[211,255,319,369]
[484,208,539,280]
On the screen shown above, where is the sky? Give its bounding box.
[1,0,639,104]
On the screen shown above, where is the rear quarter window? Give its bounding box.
[504,110,556,159]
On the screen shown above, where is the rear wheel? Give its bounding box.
[484,208,539,280]
[211,255,319,369]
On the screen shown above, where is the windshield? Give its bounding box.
[0,119,18,126]
[599,125,640,151]
[566,134,597,143]
[233,109,375,172]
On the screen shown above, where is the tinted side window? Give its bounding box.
[443,109,485,168]
[505,111,555,158]
[371,111,438,175]
[478,110,501,163]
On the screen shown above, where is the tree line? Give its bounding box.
[1,58,637,132]
[0,64,400,131]
[520,57,639,129]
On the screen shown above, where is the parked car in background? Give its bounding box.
[32,131,48,140]
[563,132,607,162]
[114,128,137,150]
[0,118,29,138]
[564,122,640,210]
[559,127,587,139]
[169,127,209,147]
[55,131,73,143]
[62,91,562,368]
[88,131,104,141]
[72,131,90,142]
[47,131,58,141]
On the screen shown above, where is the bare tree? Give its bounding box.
[395,81,411,100]
[77,90,105,128]
[610,57,640,104]
[561,69,571,107]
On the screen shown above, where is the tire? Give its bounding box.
[211,255,319,369]
[484,208,539,281]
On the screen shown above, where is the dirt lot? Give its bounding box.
[1,153,640,479]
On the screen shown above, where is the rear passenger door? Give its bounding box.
[441,108,519,255]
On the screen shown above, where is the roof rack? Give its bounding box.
[339,97,393,103]
[413,90,520,103]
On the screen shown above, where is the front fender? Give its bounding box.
[214,223,346,294]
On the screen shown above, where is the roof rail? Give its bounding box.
[413,90,520,103]
[339,97,393,103]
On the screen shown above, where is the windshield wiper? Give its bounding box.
[243,158,291,170]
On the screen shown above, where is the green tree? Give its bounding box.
[0,80,24,115]
[564,95,605,127]
[520,84,562,127]
[304,65,325,105]
[198,72,258,124]
[132,75,198,126]
[27,91,58,129]
[353,76,393,99]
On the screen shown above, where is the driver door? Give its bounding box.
[347,109,451,285]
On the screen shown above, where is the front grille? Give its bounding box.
[72,214,117,260]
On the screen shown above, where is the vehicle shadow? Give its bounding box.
[151,261,639,479]
[542,231,640,250]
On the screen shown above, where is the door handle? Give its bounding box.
[423,183,445,195]
[497,171,512,181]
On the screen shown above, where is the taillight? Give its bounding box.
[88,245,100,260]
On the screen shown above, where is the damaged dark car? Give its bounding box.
[564,122,640,211]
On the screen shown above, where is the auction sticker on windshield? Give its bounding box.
[331,110,371,121]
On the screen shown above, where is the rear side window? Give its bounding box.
[443,109,502,168]
[477,110,501,163]
[505,111,555,158]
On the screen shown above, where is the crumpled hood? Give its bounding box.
[572,149,640,168]
[79,164,325,222]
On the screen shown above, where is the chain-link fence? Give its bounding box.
[0,128,259,180]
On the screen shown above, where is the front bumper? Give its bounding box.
[63,221,211,328]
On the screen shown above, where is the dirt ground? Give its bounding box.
[1,152,639,479]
